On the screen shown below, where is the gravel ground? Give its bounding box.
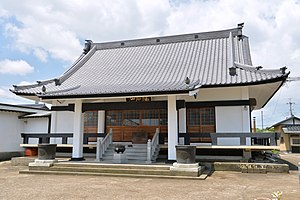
[0,160,299,200]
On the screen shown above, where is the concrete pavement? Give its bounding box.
[0,160,299,200]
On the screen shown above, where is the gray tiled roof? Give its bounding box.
[283,125,300,134]
[271,116,300,127]
[11,26,289,99]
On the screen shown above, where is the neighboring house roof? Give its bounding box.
[18,112,51,119]
[271,115,300,127]
[11,24,289,100]
[282,125,300,134]
[0,103,50,118]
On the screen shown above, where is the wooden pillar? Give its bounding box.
[71,100,84,161]
[168,95,178,161]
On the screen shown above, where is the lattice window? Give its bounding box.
[160,109,168,125]
[84,111,98,127]
[123,111,140,126]
[201,108,215,125]
[142,110,159,126]
[106,111,122,126]
[84,111,98,133]
[187,107,215,127]
[291,137,300,146]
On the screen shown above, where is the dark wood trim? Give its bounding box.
[83,101,167,111]
[51,99,256,112]
[186,99,256,108]
[51,104,74,111]
[51,100,185,112]
[83,100,185,112]
[47,116,51,134]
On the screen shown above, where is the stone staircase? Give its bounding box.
[101,143,159,163]
[20,162,209,180]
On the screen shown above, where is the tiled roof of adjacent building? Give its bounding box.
[283,125,300,134]
[11,24,289,99]
[0,103,49,114]
[271,116,300,127]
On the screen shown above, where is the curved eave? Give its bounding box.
[260,72,289,108]
[201,73,289,89]
[11,72,289,101]
[37,89,190,100]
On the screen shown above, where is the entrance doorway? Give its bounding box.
[106,109,167,142]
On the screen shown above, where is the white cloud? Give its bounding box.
[1,0,300,69]
[18,81,35,86]
[0,86,33,104]
[0,0,300,117]
[0,59,34,75]
[1,0,171,63]
[33,48,48,63]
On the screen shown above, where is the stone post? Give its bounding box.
[96,137,103,161]
[146,139,152,164]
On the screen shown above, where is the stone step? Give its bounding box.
[29,166,172,176]
[101,143,159,163]
[125,148,147,153]
[19,169,206,180]
[126,156,147,161]
[54,162,171,170]
[127,144,147,149]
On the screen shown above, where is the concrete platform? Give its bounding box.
[21,161,209,180]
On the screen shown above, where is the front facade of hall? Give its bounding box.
[11,24,289,160]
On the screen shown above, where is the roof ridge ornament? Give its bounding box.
[280,66,287,74]
[83,40,93,54]
[237,22,244,40]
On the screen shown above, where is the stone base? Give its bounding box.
[29,159,58,167]
[213,162,289,173]
[113,153,127,164]
[70,157,85,161]
[170,162,203,177]
[0,151,24,162]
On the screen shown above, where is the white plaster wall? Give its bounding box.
[49,111,74,144]
[55,111,74,133]
[216,106,250,132]
[0,112,23,152]
[22,118,48,133]
[178,86,249,102]
[215,106,251,146]
[22,118,49,144]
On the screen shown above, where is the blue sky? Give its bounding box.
[0,0,300,127]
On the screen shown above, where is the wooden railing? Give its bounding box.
[175,132,280,146]
[21,132,107,145]
[146,128,160,163]
[210,132,279,146]
[96,128,113,161]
